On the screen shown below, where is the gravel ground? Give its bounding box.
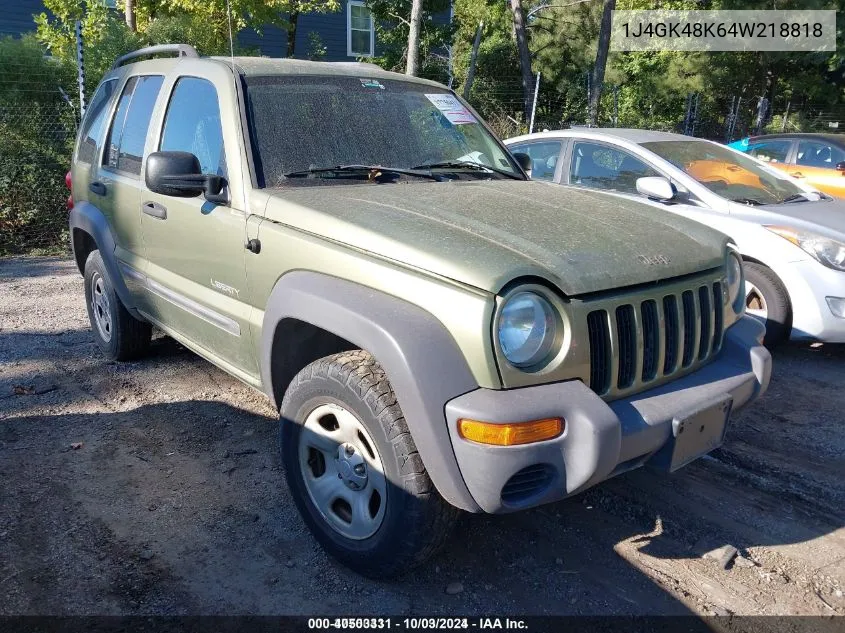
[1,256,843,618]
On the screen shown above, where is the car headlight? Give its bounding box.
[497,291,558,368]
[765,226,845,272]
[726,251,744,314]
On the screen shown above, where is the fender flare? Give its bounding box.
[69,201,138,316]
[260,270,482,512]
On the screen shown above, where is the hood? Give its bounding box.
[745,198,845,240]
[263,180,729,295]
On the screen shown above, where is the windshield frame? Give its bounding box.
[640,138,806,206]
[242,73,527,188]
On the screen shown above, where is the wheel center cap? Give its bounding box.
[337,443,368,490]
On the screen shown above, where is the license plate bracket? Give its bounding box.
[651,394,733,472]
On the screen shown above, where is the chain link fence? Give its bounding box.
[469,73,844,143]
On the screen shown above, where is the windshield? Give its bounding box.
[244,75,520,187]
[641,140,804,205]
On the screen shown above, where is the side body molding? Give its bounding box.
[260,271,482,512]
[69,201,139,317]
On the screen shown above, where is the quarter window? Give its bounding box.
[569,142,657,193]
[747,140,791,164]
[77,79,116,164]
[796,140,845,168]
[348,1,374,57]
[103,75,164,175]
[509,142,562,181]
[160,78,226,177]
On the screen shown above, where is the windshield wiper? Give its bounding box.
[283,164,440,181]
[412,160,523,180]
[730,197,764,206]
[779,192,815,204]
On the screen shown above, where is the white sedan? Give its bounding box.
[504,129,845,345]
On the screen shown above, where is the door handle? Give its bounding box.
[790,171,804,178]
[89,181,107,196]
[142,201,167,220]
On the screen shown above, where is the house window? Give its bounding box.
[347,1,374,57]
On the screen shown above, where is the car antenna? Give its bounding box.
[225,0,239,109]
[224,0,240,209]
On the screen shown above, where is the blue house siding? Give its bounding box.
[296,10,349,61]
[238,24,287,58]
[240,2,376,62]
[0,0,48,38]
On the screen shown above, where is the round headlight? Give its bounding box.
[726,252,744,313]
[497,291,557,368]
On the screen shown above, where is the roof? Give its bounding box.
[748,132,845,146]
[505,128,705,145]
[210,56,445,88]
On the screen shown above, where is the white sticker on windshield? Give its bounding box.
[425,93,477,125]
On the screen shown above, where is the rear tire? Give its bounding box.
[280,350,458,577]
[83,250,151,361]
[743,261,791,346]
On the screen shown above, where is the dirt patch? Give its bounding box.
[1,256,843,616]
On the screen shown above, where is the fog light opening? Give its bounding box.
[826,296,845,319]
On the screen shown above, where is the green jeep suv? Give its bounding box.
[68,45,771,577]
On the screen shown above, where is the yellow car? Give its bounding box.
[734,133,845,198]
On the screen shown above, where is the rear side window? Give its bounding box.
[796,140,845,168]
[77,79,117,164]
[103,75,164,176]
[160,77,226,176]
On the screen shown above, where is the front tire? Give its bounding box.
[83,250,151,361]
[280,351,458,577]
[743,261,791,346]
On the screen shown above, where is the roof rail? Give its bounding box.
[110,44,199,70]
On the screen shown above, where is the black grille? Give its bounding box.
[681,290,696,368]
[586,279,724,397]
[641,300,659,381]
[616,305,636,389]
[698,285,712,360]
[663,295,679,374]
[587,310,611,394]
[712,281,724,353]
[501,464,555,505]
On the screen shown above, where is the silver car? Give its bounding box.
[505,129,845,345]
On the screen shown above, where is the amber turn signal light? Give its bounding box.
[457,417,563,446]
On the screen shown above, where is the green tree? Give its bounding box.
[35,1,144,95]
[450,0,523,133]
[366,0,453,81]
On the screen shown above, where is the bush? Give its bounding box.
[0,35,76,255]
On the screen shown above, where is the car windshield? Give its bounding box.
[641,140,805,205]
[244,75,520,187]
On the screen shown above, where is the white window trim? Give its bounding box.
[347,0,375,57]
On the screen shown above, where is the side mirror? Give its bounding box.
[512,152,533,177]
[145,151,227,203]
[636,176,676,201]
[836,161,845,172]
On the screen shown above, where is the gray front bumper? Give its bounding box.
[444,316,771,514]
